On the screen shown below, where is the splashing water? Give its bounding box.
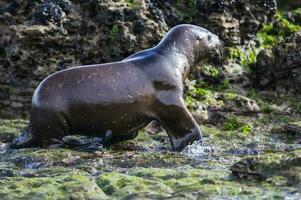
[0,143,8,154]
[181,140,212,161]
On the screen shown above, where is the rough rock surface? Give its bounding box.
[0,0,167,117]
[231,150,301,184]
[253,31,301,94]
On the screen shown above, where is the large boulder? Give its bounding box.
[159,0,277,45]
[231,150,301,185]
[253,31,301,95]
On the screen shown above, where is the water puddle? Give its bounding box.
[25,161,46,169]
[263,142,301,152]
[228,148,262,155]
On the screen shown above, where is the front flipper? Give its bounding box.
[61,135,104,152]
[10,128,39,149]
[154,101,202,151]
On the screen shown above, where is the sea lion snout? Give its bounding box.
[189,26,221,50]
[205,32,221,50]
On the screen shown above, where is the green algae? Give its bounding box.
[97,172,173,198]
[257,24,278,48]
[227,47,257,69]
[224,92,238,100]
[294,103,301,114]
[0,170,107,200]
[258,11,301,48]
[222,118,252,137]
[96,167,287,199]
[109,24,120,44]
[223,118,243,131]
[184,83,223,110]
[201,64,221,80]
[0,119,28,142]
[241,124,252,135]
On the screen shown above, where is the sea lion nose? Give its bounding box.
[212,34,220,44]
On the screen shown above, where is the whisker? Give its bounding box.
[216,44,223,63]
[219,43,225,61]
[219,46,223,64]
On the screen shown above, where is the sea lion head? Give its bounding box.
[181,24,222,64]
[158,24,222,66]
[192,26,221,58]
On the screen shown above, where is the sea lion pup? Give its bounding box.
[12,24,221,151]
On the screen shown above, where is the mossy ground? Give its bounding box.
[1,92,301,200]
[1,6,301,200]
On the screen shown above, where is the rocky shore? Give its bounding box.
[0,0,300,199]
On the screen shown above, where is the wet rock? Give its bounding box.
[32,0,72,26]
[231,149,301,184]
[191,102,211,124]
[279,0,301,10]
[109,141,141,151]
[228,148,262,155]
[272,122,301,143]
[0,168,16,177]
[163,0,277,45]
[220,93,261,113]
[196,92,261,115]
[0,162,18,177]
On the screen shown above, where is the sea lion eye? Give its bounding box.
[208,35,212,41]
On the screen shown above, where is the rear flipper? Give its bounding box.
[62,136,104,152]
[61,131,113,152]
[10,128,39,149]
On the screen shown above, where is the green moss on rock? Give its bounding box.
[258,11,301,48]
[227,47,257,68]
[0,119,28,142]
[97,172,173,198]
[0,171,107,200]
[231,150,301,185]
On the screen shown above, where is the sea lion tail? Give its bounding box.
[10,127,38,149]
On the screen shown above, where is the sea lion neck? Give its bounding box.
[153,31,196,81]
